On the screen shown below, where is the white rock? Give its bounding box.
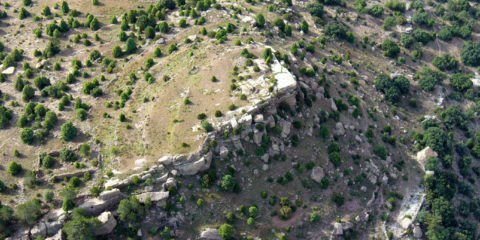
[200,228,222,240]
[2,66,15,75]
[254,114,264,123]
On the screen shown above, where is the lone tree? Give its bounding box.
[61,121,77,141]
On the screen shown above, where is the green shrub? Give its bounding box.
[76,108,88,121]
[7,161,22,175]
[369,4,384,17]
[461,41,480,67]
[255,13,265,28]
[112,46,122,58]
[400,34,414,48]
[125,37,137,54]
[60,147,77,162]
[306,2,324,17]
[331,192,345,206]
[20,128,34,144]
[61,121,77,141]
[432,54,457,71]
[43,190,54,202]
[279,206,292,219]
[450,73,472,92]
[381,39,400,58]
[385,0,406,12]
[218,223,234,239]
[221,175,235,191]
[417,67,446,91]
[373,145,387,159]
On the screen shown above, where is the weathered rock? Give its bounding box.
[104,178,130,189]
[238,114,252,126]
[253,129,263,145]
[95,211,117,236]
[331,98,338,112]
[333,222,343,235]
[50,168,95,182]
[36,60,48,69]
[335,122,345,135]
[199,228,222,240]
[254,114,264,123]
[163,177,177,190]
[219,146,229,158]
[416,147,438,169]
[136,191,169,202]
[79,189,126,216]
[413,225,423,238]
[2,66,15,75]
[188,35,197,42]
[310,166,325,183]
[176,153,212,175]
[158,155,180,165]
[46,230,63,240]
[280,120,291,138]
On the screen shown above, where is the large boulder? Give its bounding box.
[310,166,325,183]
[199,228,222,240]
[253,128,263,145]
[2,66,15,75]
[219,146,229,158]
[79,189,126,216]
[280,120,291,138]
[416,147,438,169]
[335,122,345,135]
[333,222,343,235]
[413,225,423,238]
[95,211,117,236]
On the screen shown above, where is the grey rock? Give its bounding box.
[310,166,325,183]
[95,211,117,236]
[413,225,423,238]
[79,189,126,216]
[333,222,343,235]
[136,191,169,202]
[219,146,229,158]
